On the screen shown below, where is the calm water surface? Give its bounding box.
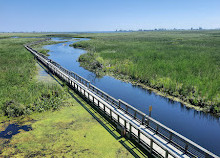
[44,38,220,156]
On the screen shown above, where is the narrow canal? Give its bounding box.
[44,37,220,156]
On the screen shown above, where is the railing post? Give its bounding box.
[118,100,121,109]
[150,139,153,154]
[110,109,112,119]
[141,115,145,125]
[118,114,120,123]
[146,117,149,126]
[165,150,168,158]
[126,105,128,113]
[97,100,100,108]
[184,143,189,154]
[112,100,114,105]
[123,120,127,137]
[205,153,210,158]
[169,133,173,142]
[138,129,140,143]
[134,111,137,119]
[129,123,132,139]
[156,125,159,133]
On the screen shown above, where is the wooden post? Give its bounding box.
[121,125,126,137]
[184,143,189,154]
[165,150,169,158]
[169,133,173,142]
[150,139,153,154]
[118,100,121,109]
[138,129,140,143]
[118,114,120,123]
[156,125,159,133]
[97,100,100,108]
[141,115,145,125]
[110,109,112,119]
[146,117,150,126]
[129,123,132,139]
[134,111,137,119]
[124,119,126,127]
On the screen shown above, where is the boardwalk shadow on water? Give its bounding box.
[0,124,32,139]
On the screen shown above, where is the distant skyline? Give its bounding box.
[1,0,220,32]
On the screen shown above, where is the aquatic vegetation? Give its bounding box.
[71,30,220,112]
[0,36,67,117]
[0,91,136,157]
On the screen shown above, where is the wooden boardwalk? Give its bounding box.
[24,39,219,158]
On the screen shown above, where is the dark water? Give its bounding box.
[0,124,32,139]
[44,38,220,156]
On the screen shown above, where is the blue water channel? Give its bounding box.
[44,37,220,156]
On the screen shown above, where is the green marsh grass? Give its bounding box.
[71,31,220,113]
[0,36,67,117]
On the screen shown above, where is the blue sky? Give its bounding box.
[0,0,220,32]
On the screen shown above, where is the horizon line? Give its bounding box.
[1,28,220,33]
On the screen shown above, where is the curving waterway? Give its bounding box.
[44,37,220,156]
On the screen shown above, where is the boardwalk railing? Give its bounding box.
[24,39,219,158]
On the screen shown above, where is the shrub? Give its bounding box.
[2,101,26,117]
